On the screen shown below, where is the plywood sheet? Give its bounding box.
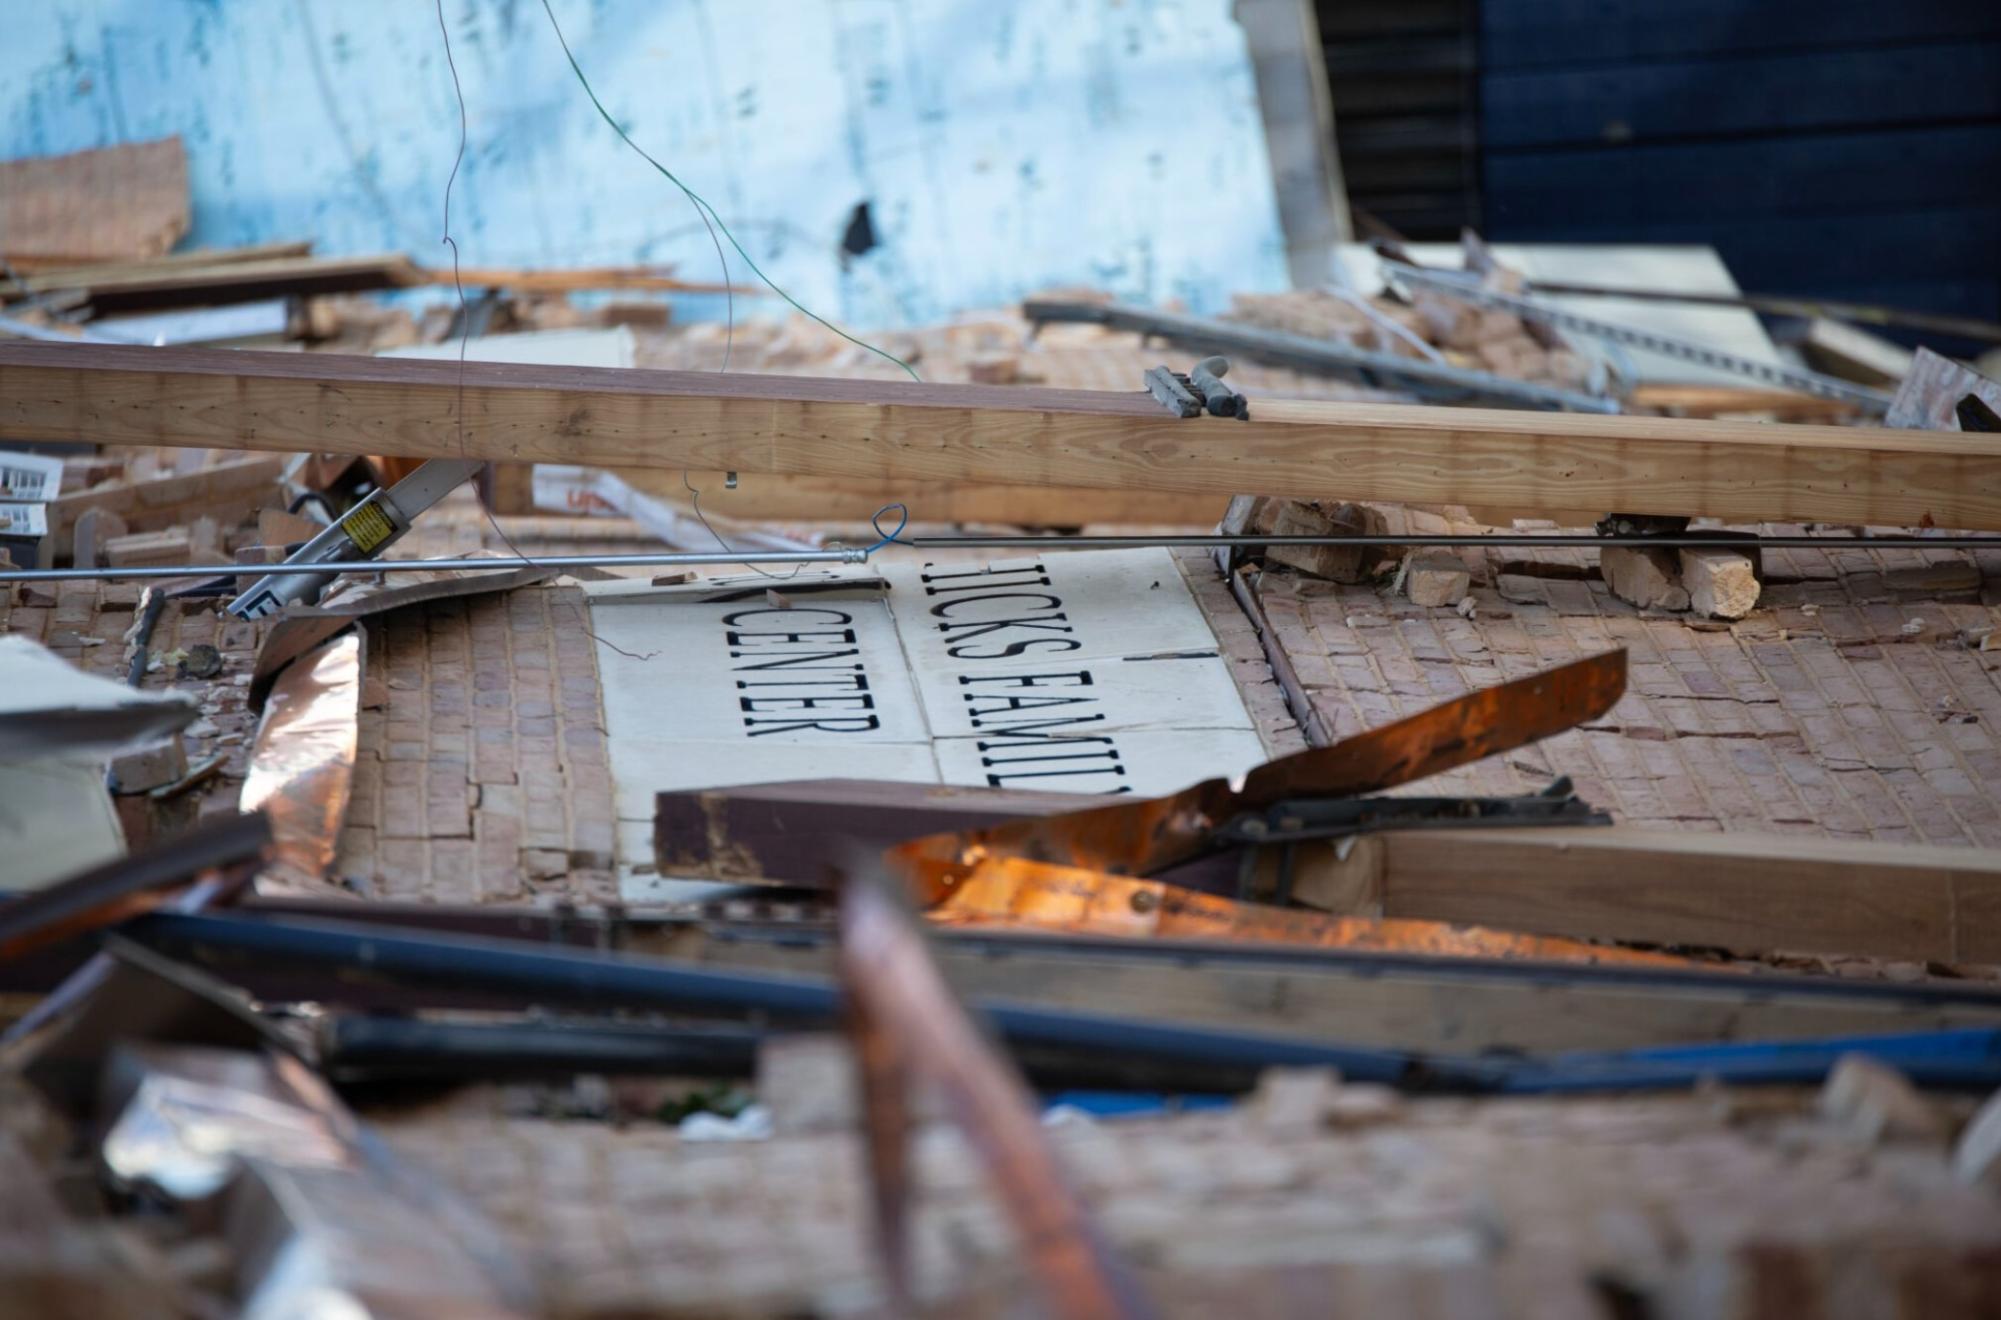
[0,137,188,263]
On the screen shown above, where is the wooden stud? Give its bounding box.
[1381,827,2001,965]
[6,343,2000,530]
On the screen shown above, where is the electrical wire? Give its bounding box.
[435,0,541,577]
[866,502,911,554]
[435,0,646,659]
[534,0,929,569]
[535,0,920,383]
[432,2,925,592]
[681,468,808,581]
[16,531,1997,585]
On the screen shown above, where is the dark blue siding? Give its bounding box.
[1478,0,2001,334]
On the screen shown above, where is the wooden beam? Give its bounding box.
[614,468,1232,526]
[1380,828,2001,965]
[224,899,2001,1056]
[5,342,2001,528]
[653,922,2001,1056]
[412,265,746,295]
[652,780,2001,965]
[11,255,423,313]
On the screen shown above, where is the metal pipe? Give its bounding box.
[122,912,2001,1095]
[907,532,2001,551]
[1023,297,1620,412]
[126,910,1499,1090]
[8,533,1999,583]
[0,547,866,583]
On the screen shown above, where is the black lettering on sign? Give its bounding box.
[745,716,882,736]
[719,606,881,736]
[739,694,876,713]
[737,673,869,691]
[985,761,1130,789]
[949,636,1084,660]
[959,670,1092,689]
[929,592,1064,618]
[964,693,1097,721]
[935,567,1132,790]
[722,607,854,626]
[726,629,857,646]
[920,562,1051,593]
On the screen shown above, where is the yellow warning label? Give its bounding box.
[343,501,397,554]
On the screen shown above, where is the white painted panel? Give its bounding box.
[588,549,1262,895]
[932,726,1269,798]
[881,549,1229,669]
[608,737,941,828]
[588,585,928,746]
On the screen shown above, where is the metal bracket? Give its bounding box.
[1214,777,1609,904]
[1144,356,1250,420]
[1143,364,1203,417]
[228,458,484,619]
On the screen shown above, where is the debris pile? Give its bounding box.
[4,99,2001,1320]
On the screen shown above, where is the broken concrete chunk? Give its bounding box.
[1265,500,1386,583]
[1601,545,1689,611]
[71,507,129,570]
[1322,1084,1405,1130]
[1495,573,1545,604]
[1820,1054,1948,1146]
[757,1033,944,1135]
[1242,1067,1342,1134]
[966,353,1019,385]
[520,848,569,881]
[1242,1067,1407,1134]
[108,735,189,794]
[104,527,191,568]
[1680,547,1761,619]
[1406,551,1471,607]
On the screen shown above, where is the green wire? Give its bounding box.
[538,0,921,381]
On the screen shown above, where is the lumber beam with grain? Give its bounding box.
[613,468,1232,526]
[656,921,2001,1055]
[5,342,2000,529]
[1378,828,2001,965]
[652,780,2001,965]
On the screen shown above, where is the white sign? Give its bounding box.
[584,549,1268,897]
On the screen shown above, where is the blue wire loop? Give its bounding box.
[864,503,911,557]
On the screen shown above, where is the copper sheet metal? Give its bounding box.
[926,857,1700,968]
[840,869,1152,1319]
[238,633,361,893]
[890,650,1628,902]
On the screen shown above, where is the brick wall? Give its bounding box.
[335,584,618,903]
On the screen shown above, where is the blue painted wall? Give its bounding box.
[2,1,1290,326]
[1479,0,2001,334]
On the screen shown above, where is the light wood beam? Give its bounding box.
[613,469,1232,526]
[1380,828,2001,965]
[5,342,2000,529]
